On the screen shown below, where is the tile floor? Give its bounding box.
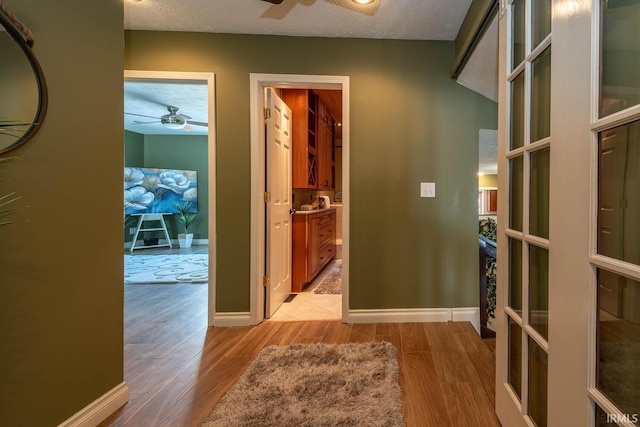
[268,260,342,322]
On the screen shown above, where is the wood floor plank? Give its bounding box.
[319,320,352,344]
[105,279,499,427]
[376,322,400,336]
[442,382,501,427]
[402,351,452,426]
[400,322,430,353]
[261,321,303,346]
[225,322,282,358]
[159,355,253,427]
[348,323,376,342]
[291,320,330,341]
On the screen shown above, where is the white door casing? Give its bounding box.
[249,73,350,325]
[265,88,293,318]
[123,70,217,326]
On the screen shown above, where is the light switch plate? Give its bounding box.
[420,182,435,198]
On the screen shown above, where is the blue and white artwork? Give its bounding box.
[124,167,197,214]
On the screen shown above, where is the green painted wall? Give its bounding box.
[125,31,497,312]
[124,131,145,243]
[0,1,124,425]
[125,130,145,167]
[479,174,498,188]
[144,135,209,239]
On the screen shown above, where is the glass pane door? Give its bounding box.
[501,0,551,425]
[591,2,640,424]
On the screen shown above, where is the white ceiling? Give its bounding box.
[124,0,473,41]
[479,129,498,175]
[124,80,208,136]
[123,0,497,173]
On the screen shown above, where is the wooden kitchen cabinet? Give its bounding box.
[292,209,336,292]
[281,89,335,190]
[317,105,334,190]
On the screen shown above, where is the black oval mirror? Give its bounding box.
[0,6,47,155]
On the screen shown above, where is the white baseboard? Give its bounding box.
[170,238,209,246]
[213,311,252,327]
[348,308,450,323]
[58,382,129,427]
[452,307,481,335]
[348,307,480,335]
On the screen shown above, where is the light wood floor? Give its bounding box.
[101,281,499,426]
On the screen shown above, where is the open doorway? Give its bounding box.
[265,88,344,321]
[478,128,497,337]
[123,70,217,325]
[247,74,350,326]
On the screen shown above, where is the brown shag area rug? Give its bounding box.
[201,342,402,427]
[313,260,342,295]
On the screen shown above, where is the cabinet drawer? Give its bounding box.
[318,227,335,247]
[318,244,335,265]
[317,212,335,224]
[318,223,335,237]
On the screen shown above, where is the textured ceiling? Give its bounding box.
[124,81,208,136]
[124,0,473,41]
[479,129,497,175]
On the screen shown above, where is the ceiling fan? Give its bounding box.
[261,0,376,4]
[258,0,379,19]
[126,106,208,130]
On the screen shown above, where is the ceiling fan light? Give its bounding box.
[161,118,187,129]
[352,0,375,4]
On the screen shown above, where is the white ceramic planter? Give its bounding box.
[178,233,193,248]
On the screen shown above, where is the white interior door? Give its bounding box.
[265,88,293,318]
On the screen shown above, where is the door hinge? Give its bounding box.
[263,275,270,287]
[264,192,271,202]
[264,108,271,119]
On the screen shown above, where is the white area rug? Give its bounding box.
[124,254,208,284]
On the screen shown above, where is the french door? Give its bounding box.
[497,1,551,426]
[496,1,640,426]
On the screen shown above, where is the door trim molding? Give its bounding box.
[249,73,350,325]
[124,70,217,326]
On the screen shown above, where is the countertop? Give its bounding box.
[293,207,336,215]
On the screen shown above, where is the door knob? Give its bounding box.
[289,208,296,215]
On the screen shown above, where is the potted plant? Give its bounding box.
[174,200,197,248]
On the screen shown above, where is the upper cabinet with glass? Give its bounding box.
[0,5,47,155]
[600,0,640,117]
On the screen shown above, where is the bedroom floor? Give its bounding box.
[124,244,342,321]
